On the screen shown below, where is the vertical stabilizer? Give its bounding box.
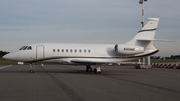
[125,18,159,51]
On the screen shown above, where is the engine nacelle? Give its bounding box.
[114,44,144,55]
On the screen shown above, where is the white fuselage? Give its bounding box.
[3,43,158,65]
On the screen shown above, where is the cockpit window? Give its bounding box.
[19,46,32,50]
[27,46,32,50]
[23,46,28,50]
[19,46,26,50]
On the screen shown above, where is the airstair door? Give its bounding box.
[36,45,45,60]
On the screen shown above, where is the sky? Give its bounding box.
[0,0,180,56]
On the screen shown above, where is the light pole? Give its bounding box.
[139,0,150,66]
[139,0,147,27]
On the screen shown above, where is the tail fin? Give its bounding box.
[126,18,159,51]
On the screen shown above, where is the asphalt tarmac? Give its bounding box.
[0,65,180,101]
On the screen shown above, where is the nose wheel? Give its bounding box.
[29,63,35,73]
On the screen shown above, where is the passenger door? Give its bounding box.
[36,45,45,60]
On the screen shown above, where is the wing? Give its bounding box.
[71,59,118,65]
[70,58,134,65]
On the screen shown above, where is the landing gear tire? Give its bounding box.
[94,68,101,74]
[94,68,97,73]
[86,65,92,72]
[29,70,35,73]
[86,68,92,72]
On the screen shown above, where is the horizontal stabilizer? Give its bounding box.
[137,39,173,42]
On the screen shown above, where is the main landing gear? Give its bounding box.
[86,65,101,73]
[86,65,92,72]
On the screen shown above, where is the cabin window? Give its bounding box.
[57,49,60,52]
[74,49,77,53]
[70,49,73,53]
[27,46,32,50]
[88,50,91,53]
[50,48,91,53]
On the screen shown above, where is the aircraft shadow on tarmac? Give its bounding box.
[0,69,86,74]
[0,69,139,76]
[0,65,140,75]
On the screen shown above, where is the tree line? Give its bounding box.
[170,55,180,59]
[151,55,180,59]
[0,50,9,57]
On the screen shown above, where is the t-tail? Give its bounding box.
[114,18,159,57]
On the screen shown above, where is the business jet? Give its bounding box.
[3,18,159,73]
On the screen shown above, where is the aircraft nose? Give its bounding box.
[2,53,17,61]
[3,54,11,60]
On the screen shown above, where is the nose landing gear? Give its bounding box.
[29,63,35,73]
